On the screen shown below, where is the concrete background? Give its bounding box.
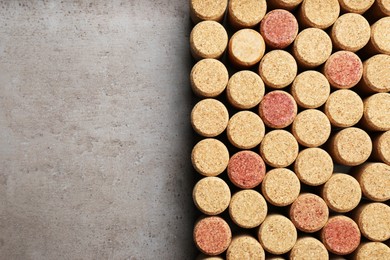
[0,1,196,259]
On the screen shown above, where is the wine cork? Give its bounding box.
[261,168,300,207]
[226,235,265,260]
[322,173,362,213]
[294,148,333,186]
[324,89,364,128]
[338,0,374,13]
[228,0,267,29]
[191,99,229,137]
[331,13,371,52]
[292,109,331,147]
[190,0,228,24]
[194,216,232,256]
[321,216,361,255]
[289,193,329,233]
[369,18,390,55]
[367,0,390,21]
[226,70,265,109]
[362,93,390,131]
[227,151,266,189]
[353,242,390,260]
[190,59,229,98]
[259,9,298,49]
[229,190,267,229]
[227,111,265,149]
[372,130,390,165]
[196,254,224,260]
[258,50,298,89]
[323,51,363,89]
[358,54,390,93]
[228,29,265,68]
[193,177,231,215]
[328,127,372,166]
[190,21,228,60]
[290,237,329,260]
[293,28,332,68]
[298,0,340,29]
[258,214,297,255]
[267,0,303,10]
[354,163,390,202]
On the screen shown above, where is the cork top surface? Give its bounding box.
[363,93,390,131]
[338,0,374,13]
[290,237,328,260]
[301,0,340,29]
[355,242,390,260]
[357,163,390,201]
[196,254,224,260]
[227,70,265,109]
[226,235,265,260]
[228,0,267,28]
[229,29,265,67]
[378,0,390,15]
[274,0,303,9]
[357,203,390,241]
[190,0,228,21]
[376,130,390,165]
[363,54,390,93]
[371,18,390,55]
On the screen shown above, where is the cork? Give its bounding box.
[368,17,390,55]
[258,50,298,89]
[228,0,267,29]
[190,21,228,60]
[372,130,390,165]
[357,54,390,93]
[362,93,390,131]
[258,214,297,255]
[194,216,232,256]
[325,89,364,128]
[328,127,372,166]
[193,177,231,215]
[227,111,265,149]
[260,130,299,168]
[190,0,228,24]
[321,216,361,255]
[291,71,330,109]
[355,163,390,202]
[190,59,229,98]
[267,0,303,10]
[353,242,390,260]
[196,254,224,260]
[322,173,362,213]
[323,51,363,89]
[259,9,298,49]
[226,70,265,109]
[298,0,340,29]
[227,150,266,189]
[191,138,229,177]
[261,168,300,207]
[229,190,267,229]
[338,0,374,13]
[227,235,265,260]
[290,237,329,260]
[259,91,297,129]
[292,28,332,68]
[191,99,229,137]
[292,109,331,147]
[294,148,333,186]
[367,0,390,20]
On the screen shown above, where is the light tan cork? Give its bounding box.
[227,111,265,149]
[190,59,229,98]
[372,130,390,165]
[258,214,297,255]
[369,18,390,55]
[267,0,303,10]
[362,93,390,131]
[190,0,228,24]
[196,254,224,260]
[294,148,333,186]
[324,89,364,128]
[228,0,267,28]
[367,0,390,20]
[353,242,390,260]
[258,50,297,89]
[292,109,331,147]
[357,54,390,93]
[328,127,372,166]
[191,99,229,137]
[298,0,340,29]
[293,28,332,68]
[226,235,265,260]
[229,190,267,229]
[290,237,328,260]
[190,21,228,60]
[338,0,374,13]
[261,168,300,206]
[226,70,265,109]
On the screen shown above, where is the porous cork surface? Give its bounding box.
[228,0,267,28]
[290,237,328,260]
[258,214,297,255]
[299,0,340,29]
[191,98,229,137]
[293,28,332,68]
[268,0,303,10]
[260,130,299,168]
[226,235,265,260]
[338,0,374,13]
[190,0,228,23]
[359,54,390,93]
[354,242,390,260]
[370,18,390,55]
[362,93,390,131]
[355,163,390,202]
[229,190,267,229]
[227,150,266,189]
[372,130,390,165]
[377,0,390,15]
[193,177,231,215]
[190,59,229,98]
[355,203,390,242]
[261,168,300,206]
[292,109,331,147]
[227,111,265,149]
[227,70,265,109]
[294,148,333,186]
[197,255,224,260]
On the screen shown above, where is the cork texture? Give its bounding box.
[268,0,303,10]
[362,93,390,131]
[354,242,390,260]
[190,0,228,23]
[299,0,340,29]
[228,0,267,28]
[359,54,390,93]
[355,203,390,242]
[226,235,265,260]
[338,0,374,13]
[290,237,328,260]
[377,0,390,15]
[196,254,224,260]
[355,163,390,202]
[370,18,390,55]
[372,130,390,165]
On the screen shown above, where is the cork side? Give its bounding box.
[355,163,390,202]
[226,235,265,260]
[373,130,390,165]
[362,93,390,131]
[290,237,328,260]
[377,0,390,15]
[370,18,390,55]
[228,0,267,28]
[338,0,374,13]
[353,242,390,260]
[196,254,224,260]
[359,54,390,93]
[267,0,303,10]
[356,203,390,242]
[299,0,340,29]
[190,0,228,24]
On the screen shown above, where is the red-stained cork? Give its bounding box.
[227,151,266,189]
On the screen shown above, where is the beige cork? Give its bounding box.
[190,59,229,98]
[328,127,372,166]
[338,0,374,13]
[228,29,265,68]
[290,237,328,260]
[372,130,390,165]
[196,255,224,260]
[294,148,333,186]
[267,0,303,10]
[324,89,364,128]
[228,0,267,29]
[258,50,297,89]
[293,28,332,68]
[261,168,300,206]
[369,17,390,55]
[190,0,228,24]
[227,111,265,149]
[190,21,228,60]
[353,242,390,260]
[258,214,297,255]
[357,54,390,93]
[226,70,265,109]
[227,235,265,260]
[298,0,340,29]
[370,0,390,18]
[191,99,229,137]
[229,189,267,229]
[292,109,331,147]
[362,93,390,131]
